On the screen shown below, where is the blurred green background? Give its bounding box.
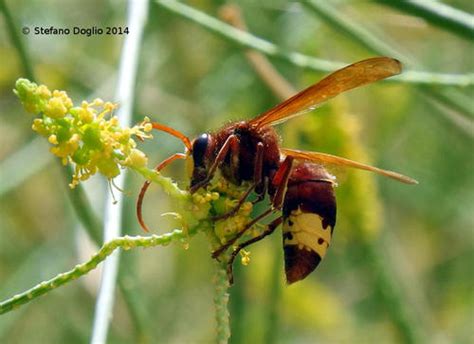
[1,0,473,343]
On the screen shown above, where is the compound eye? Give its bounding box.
[192,133,209,167]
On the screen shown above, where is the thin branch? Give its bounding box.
[91,0,149,342]
[154,0,474,87]
[0,231,185,315]
[303,0,412,65]
[0,0,35,79]
[376,0,474,41]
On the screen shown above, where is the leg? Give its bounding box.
[212,207,274,259]
[227,217,283,284]
[137,153,187,232]
[253,142,265,185]
[190,135,239,193]
[211,142,265,221]
[271,156,294,210]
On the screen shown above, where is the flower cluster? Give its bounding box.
[14,78,152,188]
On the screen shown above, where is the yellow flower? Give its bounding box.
[44,96,68,118]
[77,106,94,123]
[48,135,58,145]
[15,78,155,188]
[123,149,148,168]
[240,250,251,266]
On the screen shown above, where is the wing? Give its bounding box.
[249,57,402,128]
[281,148,418,185]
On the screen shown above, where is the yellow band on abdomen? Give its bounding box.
[283,207,332,258]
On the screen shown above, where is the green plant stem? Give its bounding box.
[0,230,185,315]
[154,0,474,87]
[376,0,474,41]
[304,0,410,63]
[214,262,231,344]
[0,0,35,79]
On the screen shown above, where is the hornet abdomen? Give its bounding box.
[282,163,337,284]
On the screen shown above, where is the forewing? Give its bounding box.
[281,148,418,185]
[249,57,402,128]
